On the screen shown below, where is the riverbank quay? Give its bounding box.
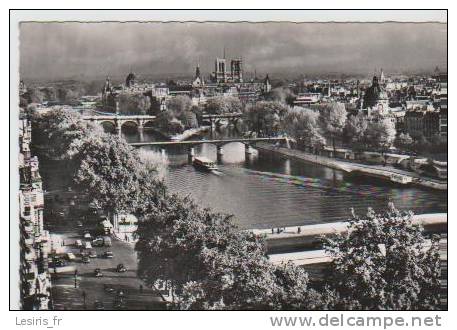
[261,216,448,308]
[250,213,447,254]
[255,143,447,191]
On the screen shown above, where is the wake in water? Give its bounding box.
[211,170,224,176]
[244,169,392,198]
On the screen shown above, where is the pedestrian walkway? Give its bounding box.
[256,143,447,190]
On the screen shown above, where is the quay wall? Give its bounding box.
[250,213,447,254]
[255,143,447,191]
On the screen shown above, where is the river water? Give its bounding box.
[123,127,447,230]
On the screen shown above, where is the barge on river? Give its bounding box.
[193,156,218,172]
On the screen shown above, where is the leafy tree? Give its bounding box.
[244,101,288,136]
[345,113,369,151]
[395,133,414,152]
[31,108,101,160]
[166,95,192,118]
[136,193,319,310]
[366,117,396,155]
[319,102,347,155]
[265,87,296,106]
[175,231,278,310]
[174,233,320,310]
[73,133,148,215]
[118,93,152,115]
[272,262,322,310]
[135,195,240,302]
[156,110,185,135]
[284,108,325,152]
[205,96,242,115]
[179,111,198,129]
[321,204,441,310]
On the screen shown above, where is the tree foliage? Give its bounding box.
[118,93,152,115]
[135,193,319,310]
[366,117,396,153]
[166,95,193,117]
[284,108,326,150]
[395,133,414,151]
[205,96,243,115]
[243,101,288,136]
[321,204,441,310]
[31,108,102,160]
[344,113,369,151]
[319,103,347,153]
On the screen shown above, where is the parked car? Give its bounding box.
[84,232,92,239]
[84,242,92,249]
[82,255,90,263]
[66,252,76,261]
[116,264,127,272]
[94,268,103,277]
[50,258,67,268]
[93,301,104,310]
[104,284,115,293]
[103,251,114,259]
[89,250,97,258]
[75,240,82,247]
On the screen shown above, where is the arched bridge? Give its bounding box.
[200,112,243,126]
[130,137,293,161]
[82,114,157,134]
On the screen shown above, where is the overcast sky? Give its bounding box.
[19,22,447,80]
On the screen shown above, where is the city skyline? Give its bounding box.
[20,21,447,80]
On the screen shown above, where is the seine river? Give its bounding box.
[123,128,447,230]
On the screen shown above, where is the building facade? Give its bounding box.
[19,116,52,310]
[213,57,243,83]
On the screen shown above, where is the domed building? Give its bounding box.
[362,75,389,115]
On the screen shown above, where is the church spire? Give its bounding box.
[195,63,201,78]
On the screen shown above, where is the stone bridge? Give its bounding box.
[200,112,243,126]
[130,137,293,161]
[82,114,157,134]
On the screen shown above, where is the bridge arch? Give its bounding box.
[143,120,156,128]
[120,120,139,129]
[100,120,116,134]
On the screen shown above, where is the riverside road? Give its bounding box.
[46,195,165,310]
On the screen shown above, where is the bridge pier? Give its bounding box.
[217,146,224,163]
[188,147,195,163]
[245,144,253,155]
[138,124,144,141]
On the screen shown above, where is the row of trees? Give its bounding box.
[396,132,447,155]
[345,112,397,154]
[30,109,441,310]
[282,103,398,155]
